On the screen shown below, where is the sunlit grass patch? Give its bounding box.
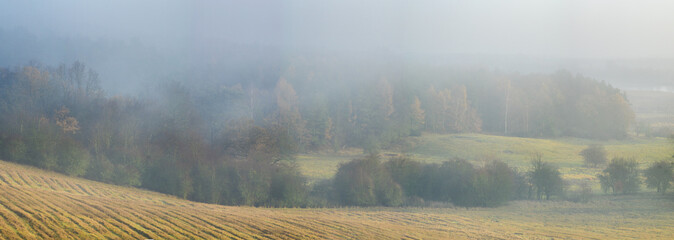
[296,133,672,184]
[295,154,353,183]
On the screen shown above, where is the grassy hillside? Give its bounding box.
[298,134,672,182]
[1,159,673,239]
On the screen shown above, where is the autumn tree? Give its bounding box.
[448,85,481,133]
[274,78,306,153]
[423,85,481,134]
[54,106,80,134]
[423,86,449,133]
[409,96,425,136]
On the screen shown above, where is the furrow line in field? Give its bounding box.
[268,212,352,238]
[138,206,221,239]
[199,208,275,239]
[0,189,68,238]
[20,192,85,237]
[138,207,215,239]
[107,197,226,239]
[0,188,38,239]
[60,195,147,239]
[36,176,59,192]
[15,172,34,187]
[362,212,415,226]
[39,176,59,192]
[265,215,339,239]
[56,179,77,192]
[3,171,24,187]
[232,212,319,240]
[308,213,386,239]
[20,187,103,239]
[0,173,13,186]
[340,217,403,239]
[53,195,125,239]
[72,183,94,196]
[0,227,24,240]
[94,188,113,198]
[239,213,309,239]
[108,203,194,239]
[55,196,131,239]
[28,190,112,239]
[302,219,361,239]
[62,181,86,195]
[50,178,70,192]
[297,214,375,239]
[162,208,250,239]
[0,217,24,240]
[25,175,40,187]
[88,202,159,239]
[84,184,110,197]
[198,209,281,240]
[395,213,445,227]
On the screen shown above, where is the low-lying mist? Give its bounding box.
[0,0,673,210]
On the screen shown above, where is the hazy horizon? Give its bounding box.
[3,0,674,59]
[2,0,674,94]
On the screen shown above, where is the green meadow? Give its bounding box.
[297,134,673,192]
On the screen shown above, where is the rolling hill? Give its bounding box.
[1,158,674,239]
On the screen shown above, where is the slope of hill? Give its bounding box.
[1,159,673,239]
[297,134,672,183]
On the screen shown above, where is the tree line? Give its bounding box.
[0,61,643,208]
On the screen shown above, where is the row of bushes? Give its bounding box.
[143,159,308,207]
[599,157,674,195]
[323,155,562,207]
[325,154,674,208]
[136,152,568,208]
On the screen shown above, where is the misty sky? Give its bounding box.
[3,0,674,59]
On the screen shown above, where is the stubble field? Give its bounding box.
[1,159,673,239]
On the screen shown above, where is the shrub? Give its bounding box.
[580,144,607,168]
[598,157,640,194]
[435,159,475,205]
[385,156,422,197]
[510,168,529,200]
[308,179,334,207]
[528,154,564,200]
[472,161,515,207]
[270,163,308,207]
[644,160,673,194]
[333,155,403,206]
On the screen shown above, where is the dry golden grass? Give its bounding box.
[1,160,673,239]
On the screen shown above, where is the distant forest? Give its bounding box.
[0,60,634,207]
